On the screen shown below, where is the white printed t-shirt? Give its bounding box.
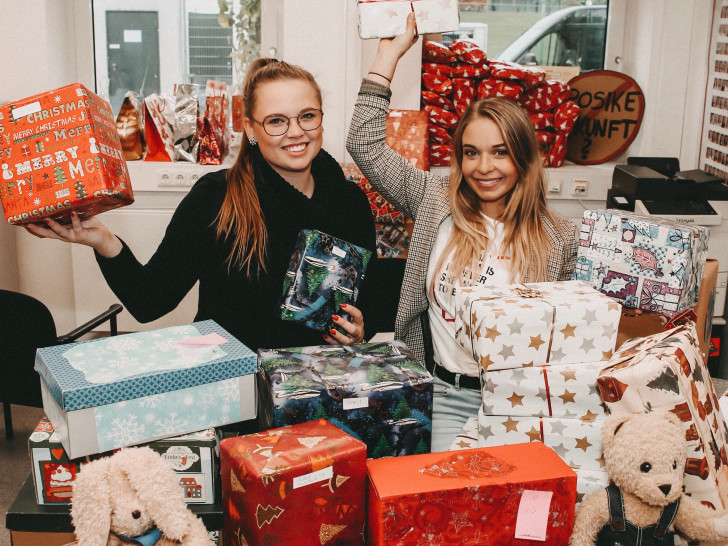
[426,214,512,377]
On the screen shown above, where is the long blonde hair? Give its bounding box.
[433,97,562,286]
[215,58,322,275]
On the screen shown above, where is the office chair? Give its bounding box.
[0,289,123,439]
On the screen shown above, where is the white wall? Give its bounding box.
[0,0,718,333]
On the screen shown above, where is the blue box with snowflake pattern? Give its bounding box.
[574,209,710,319]
[35,320,257,458]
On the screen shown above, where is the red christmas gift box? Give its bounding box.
[598,323,728,509]
[221,419,367,546]
[0,83,134,225]
[367,442,576,545]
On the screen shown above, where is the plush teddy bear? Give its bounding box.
[570,411,728,545]
[69,446,214,546]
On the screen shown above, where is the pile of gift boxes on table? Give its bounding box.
[23,208,728,545]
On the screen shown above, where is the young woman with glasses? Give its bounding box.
[25,58,377,352]
[347,14,577,452]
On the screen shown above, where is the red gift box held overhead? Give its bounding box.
[367,442,576,545]
[0,83,134,225]
[220,419,367,546]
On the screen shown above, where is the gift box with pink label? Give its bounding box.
[598,323,728,509]
[454,280,621,371]
[35,320,257,458]
[357,0,460,39]
[367,442,576,545]
[574,209,710,318]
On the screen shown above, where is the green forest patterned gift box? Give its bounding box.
[257,341,433,458]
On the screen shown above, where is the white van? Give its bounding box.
[496,5,608,72]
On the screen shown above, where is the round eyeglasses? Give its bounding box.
[252,108,324,137]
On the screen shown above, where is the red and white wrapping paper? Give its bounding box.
[454,281,622,371]
[598,323,728,509]
[357,0,460,39]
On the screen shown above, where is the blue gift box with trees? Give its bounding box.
[280,229,372,333]
[257,341,433,458]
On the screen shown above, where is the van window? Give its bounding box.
[451,2,608,74]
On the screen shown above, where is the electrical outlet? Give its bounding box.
[174,172,187,186]
[572,179,588,195]
[189,170,203,186]
[159,170,171,186]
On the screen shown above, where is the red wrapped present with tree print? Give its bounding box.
[367,442,576,545]
[221,419,367,546]
[0,83,134,225]
[420,40,580,168]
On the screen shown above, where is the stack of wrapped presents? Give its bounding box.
[452,279,622,502]
[21,199,728,544]
[10,78,727,544]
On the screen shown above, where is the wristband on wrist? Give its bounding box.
[367,71,392,83]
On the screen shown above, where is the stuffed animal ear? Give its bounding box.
[601,412,634,450]
[70,457,113,546]
[115,446,191,541]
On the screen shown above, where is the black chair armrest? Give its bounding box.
[56,304,123,344]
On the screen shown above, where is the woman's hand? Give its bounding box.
[367,12,419,87]
[323,304,366,346]
[23,212,123,258]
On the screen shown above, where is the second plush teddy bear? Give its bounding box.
[570,411,728,545]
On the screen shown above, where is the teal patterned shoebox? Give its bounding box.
[35,320,257,459]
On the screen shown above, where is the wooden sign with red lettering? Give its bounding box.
[565,70,645,165]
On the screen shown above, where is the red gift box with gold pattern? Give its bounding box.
[220,419,367,546]
[367,443,576,545]
[0,83,134,225]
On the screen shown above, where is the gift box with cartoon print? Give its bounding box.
[366,443,576,545]
[454,280,621,371]
[0,83,134,225]
[28,417,217,505]
[220,419,367,546]
[356,0,460,39]
[35,320,257,459]
[280,228,372,333]
[257,341,433,458]
[597,323,728,509]
[574,209,710,318]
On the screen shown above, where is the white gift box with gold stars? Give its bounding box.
[476,409,605,472]
[454,281,622,372]
[356,0,461,39]
[479,361,608,419]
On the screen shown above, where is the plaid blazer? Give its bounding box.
[346,80,578,365]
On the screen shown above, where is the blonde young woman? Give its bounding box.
[346,14,577,452]
[26,58,376,352]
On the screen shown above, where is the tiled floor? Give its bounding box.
[1,405,46,546]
